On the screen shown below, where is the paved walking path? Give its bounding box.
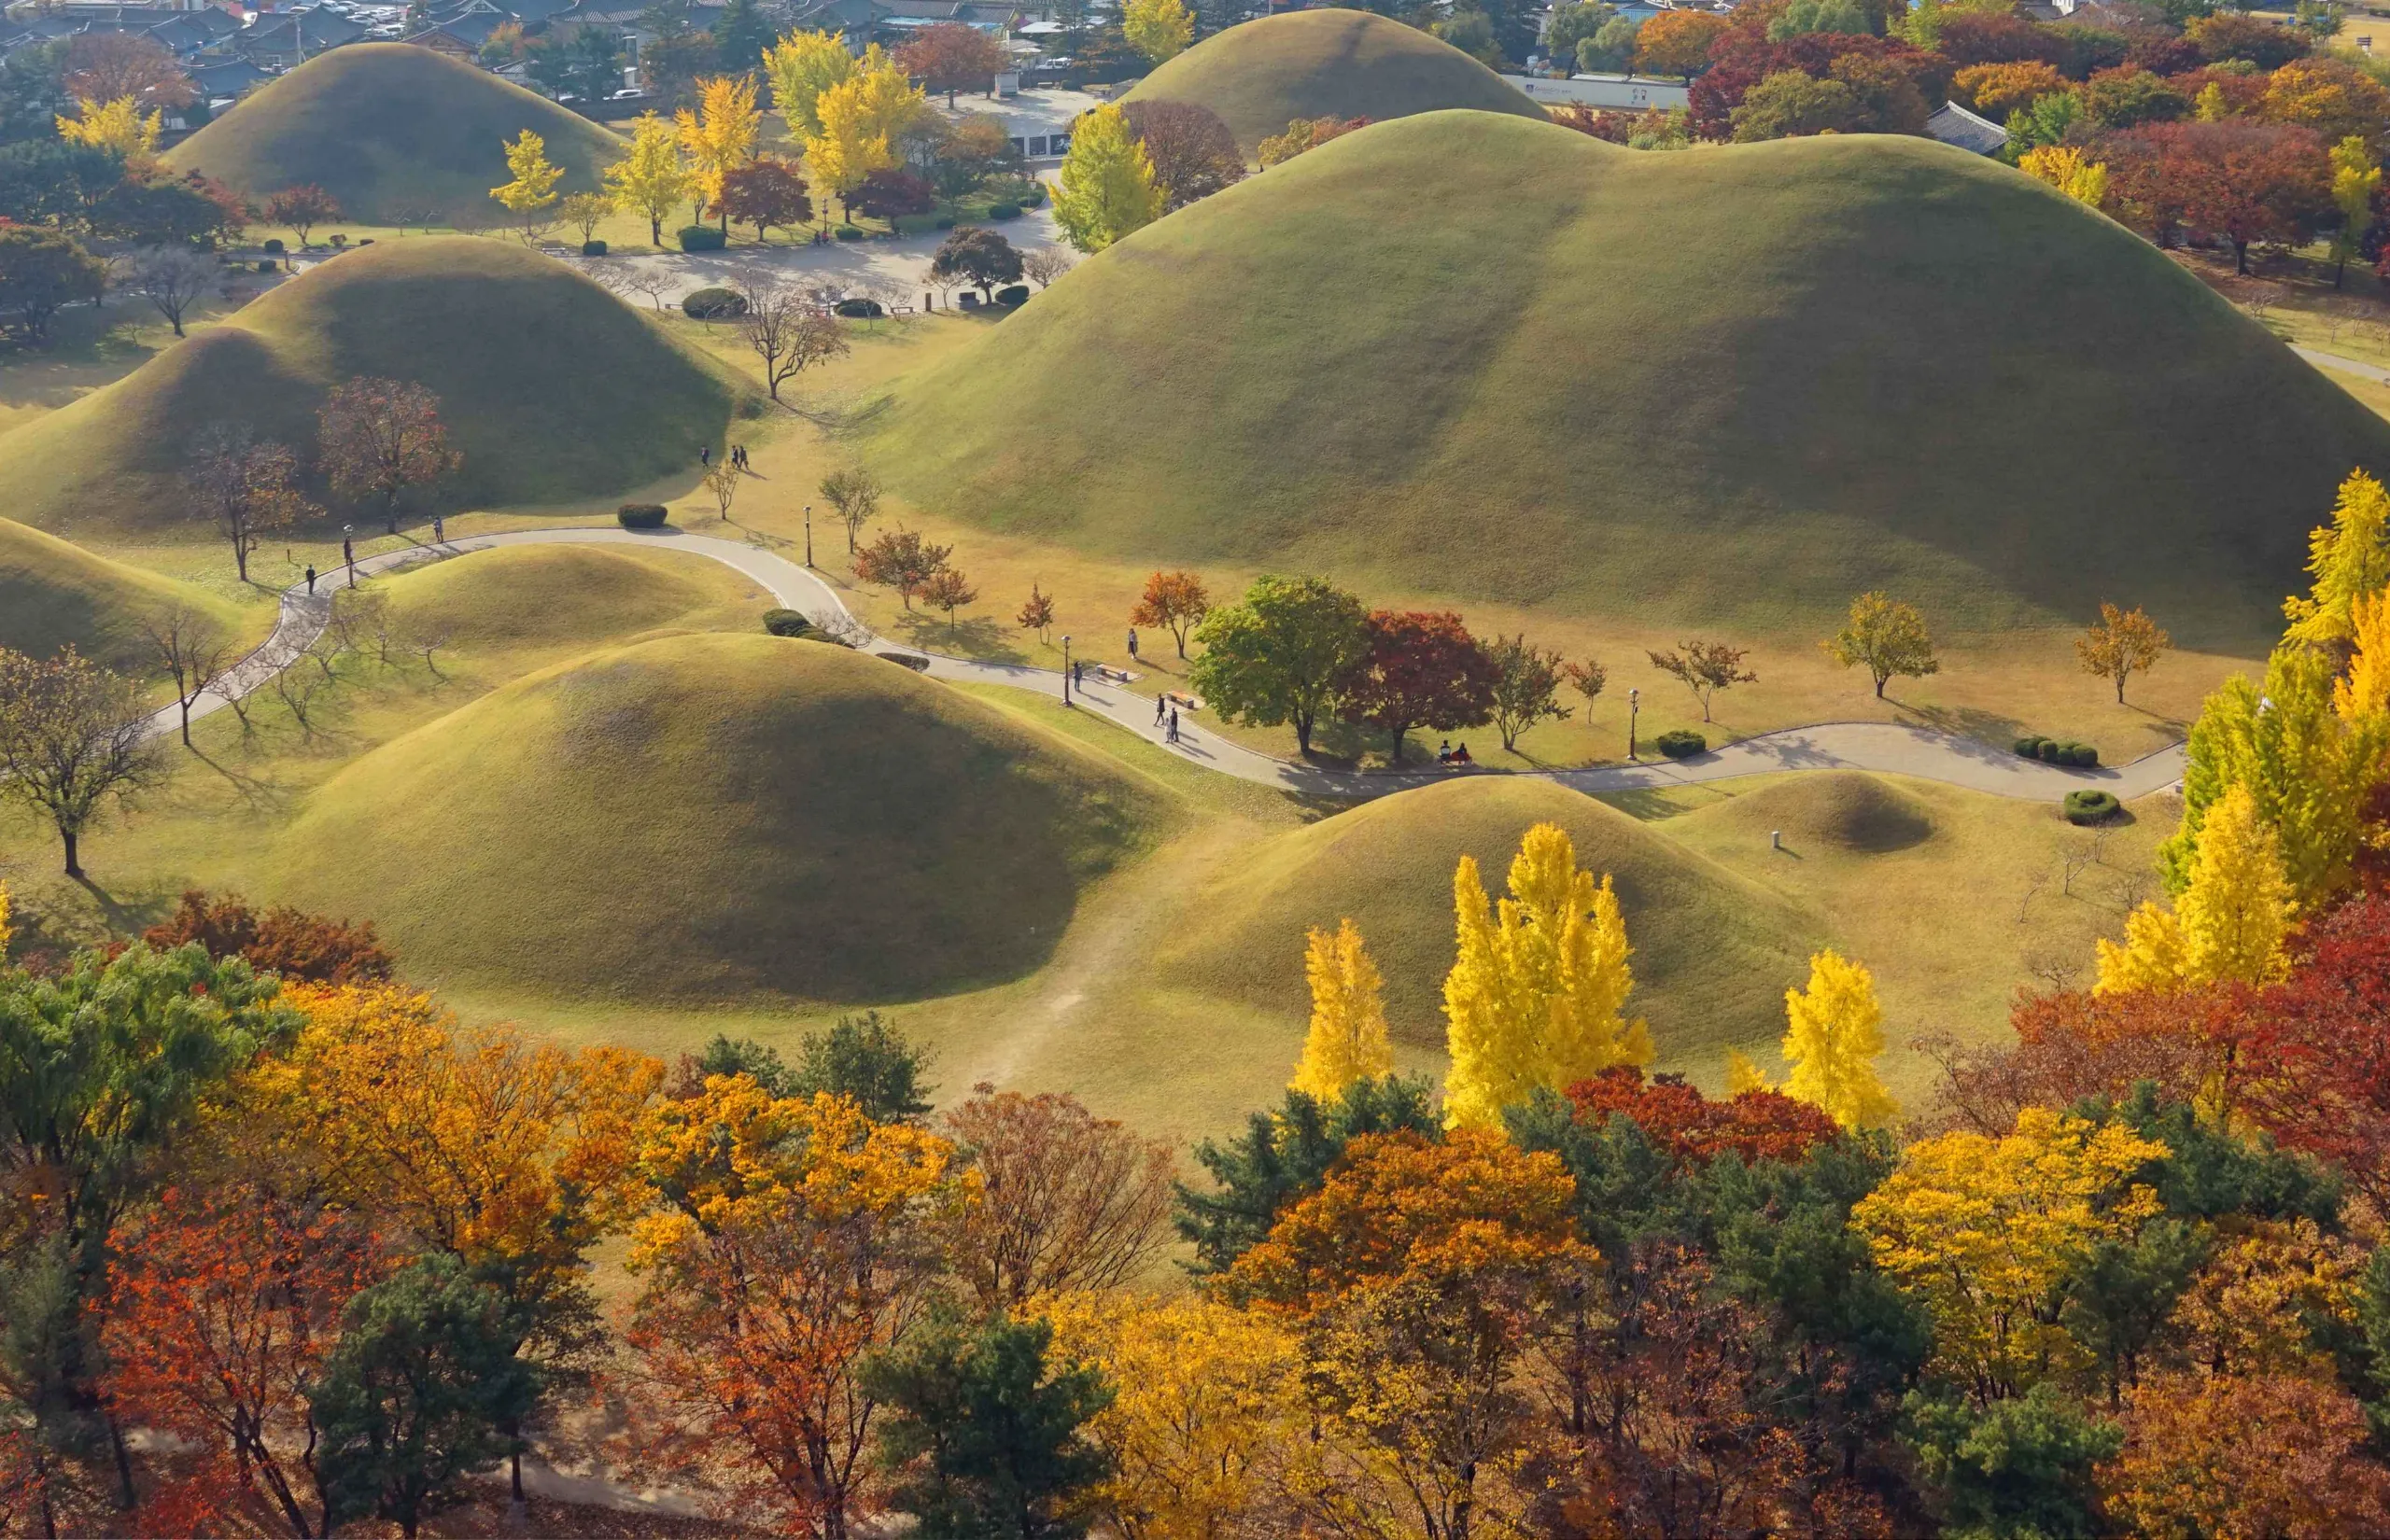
[2295,344,2390,383]
[156,526,2187,805]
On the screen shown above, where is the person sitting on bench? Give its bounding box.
[1451,742,1473,766]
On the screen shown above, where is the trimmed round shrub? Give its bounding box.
[935,216,957,230]
[994,284,1030,307]
[616,503,668,529]
[835,225,865,242]
[2064,789,2120,824]
[357,238,373,245]
[1654,728,1707,760]
[988,203,1022,219]
[2036,738,2064,763]
[834,298,884,318]
[262,238,285,253]
[582,239,608,256]
[257,259,278,273]
[678,224,726,252]
[2014,735,2048,758]
[762,608,814,637]
[682,287,747,319]
[2062,742,2100,768]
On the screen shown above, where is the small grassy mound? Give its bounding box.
[868,113,2390,646]
[0,238,739,536]
[259,633,1174,1006]
[169,44,621,223]
[379,545,727,650]
[1708,771,1941,855]
[1118,10,1544,153]
[1159,777,1819,1059]
[0,515,238,669]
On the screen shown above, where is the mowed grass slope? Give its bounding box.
[868,113,2385,647]
[259,632,1177,1006]
[0,238,739,538]
[1118,10,1544,152]
[169,44,621,223]
[380,543,727,649]
[1,515,238,668]
[1158,777,1821,1063]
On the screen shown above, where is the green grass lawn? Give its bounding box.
[864,112,2386,654]
[1121,10,1543,153]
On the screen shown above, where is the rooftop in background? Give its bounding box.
[1504,72,1689,110]
[1926,99,2005,157]
[935,83,1105,160]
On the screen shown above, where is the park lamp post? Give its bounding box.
[1061,636,1073,707]
[342,525,356,590]
[1628,687,1639,762]
[804,504,814,569]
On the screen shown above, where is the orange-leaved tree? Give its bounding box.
[1129,571,1210,659]
[316,377,460,536]
[624,1077,971,1537]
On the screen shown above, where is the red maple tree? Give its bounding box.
[1335,609,1498,765]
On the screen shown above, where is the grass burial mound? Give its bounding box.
[1160,777,1819,1061]
[1118,10,1543,154]
[1703,771,1943,857]
[169,44,621,223]
[0,516,237,668]
[260,633,1173,1006]
[379,544,735,651]
[870,112,2390,645]
[0,238,738,537]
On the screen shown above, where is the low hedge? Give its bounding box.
[582,239,608,256]
[617,503,668,529]
[678,225,726,251]
[994,284,1030,306]
[763,608,813,637]
[2015,735,2100,768]
[257,259,277,273]
[835,225,865,242]
[988,203,1022,219]
[2063,789,2120,825]
[1654,728,1707,760]
[834,298,884,318]
[262,238,285,253]
[935,216,957,230]
[682,287,746,319]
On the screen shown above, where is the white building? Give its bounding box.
[1503,73,1691,111]
[939,85,1106,161]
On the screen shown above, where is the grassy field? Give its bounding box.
[864,113,2385,654]
[0,236,745,541]
[0,515,246,669]
[1119,10,1544,153]
[168,44,623,225]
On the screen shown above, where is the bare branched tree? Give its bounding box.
[738,281,851,401]
[0,647,161,876]
[126,246,220,338]
[1020,246,1076,288]
[144,604,236,748]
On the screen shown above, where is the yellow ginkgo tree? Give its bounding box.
[604,111,696,246]
[1779,948,1898,1132]
[1441,821,1650,1130]
[2099,781,2293,994]
[678,75,762,232]
[56,95,161,160]
[489,129,564,242]
[1290,918,1393,1101]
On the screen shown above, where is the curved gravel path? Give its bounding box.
[154,526,2187,805]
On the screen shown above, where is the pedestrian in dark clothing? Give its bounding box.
[1127,628,1138,660]
[433,515,444,542]
[1167,708,1180,745]
[701,445,711,467]
[304,566,316,594]
[1154,694,1166,726]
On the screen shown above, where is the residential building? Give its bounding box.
[1503,71,1689,110]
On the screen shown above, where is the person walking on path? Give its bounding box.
[701,445,711,468]
[1154,693,1166,727]
[1167,708,1180,746]
[304,566,316,595]
[433,515,444,543]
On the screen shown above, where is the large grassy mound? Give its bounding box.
[259,633,1174,1005]
[379,544,733,650]
[0,516,238,669]
[169,44,621,223]
[1118,10,1543,153]
[1159,777,1818,1061]
[868,113,2386,646]
[0,238,738,536]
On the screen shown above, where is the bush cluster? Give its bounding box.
[582,239,608,256]
[836,225,865,242]
[1654,728,1707,759]
[763,609,814,637]
[616,503,668,529]
[678,225,727,252]
[834,298,884,318]
[2063,789,2120,824]
[2015,735,2100,767]
[988,203,1023,220]
[682,287,747,319]
[994,285,1030,307]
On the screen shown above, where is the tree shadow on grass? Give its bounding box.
[1892,700,2027,755]
[891,611,1025,663]
[1594,786,1699,822]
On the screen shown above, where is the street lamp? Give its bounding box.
[342,525,356,590]
[804,505,814,569]
[1627,687,1639,762]
[1061,635,1073,707]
